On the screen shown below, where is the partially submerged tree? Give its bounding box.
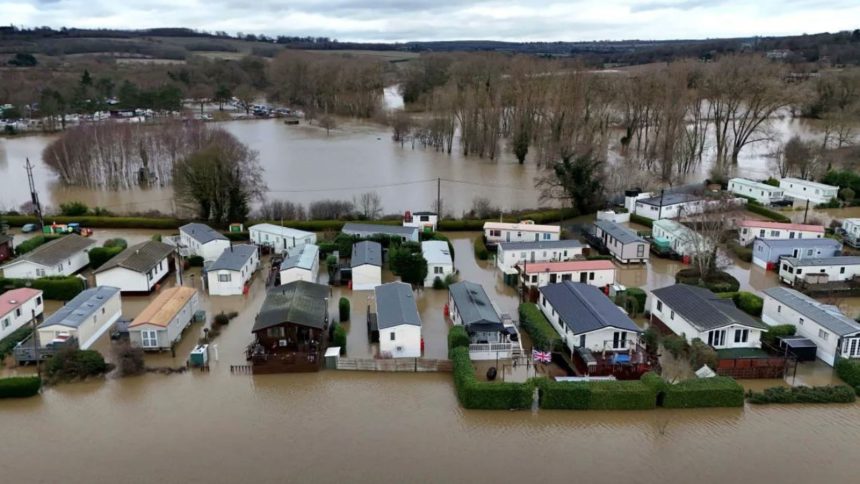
[536,152,605,213]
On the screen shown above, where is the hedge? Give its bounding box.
[662,377,745,408]
[331,322,347,355]
[835,359,860,389]
[88,246,125,269]
[625,288,647,313]
[3,215,182,229]
[223,231,250,242]
[0,376,42,398]
[761,324,796,348]
[717,291,763,317]
[518,303,562,351]
[451,347,534,410]
[0,276,85,300]
[15,235,61,255]
[473,237,489,261]
[727,241,753,263]
[338,297,350,322]
[745,204,791,223]
[187,255,204,267]
[45,349,109,381]
[747,385,856,404]
[629,214,654,228]
[676,269,740,293]
[535,375,657,410]
[448,325,470,357]
[0,324,33,359]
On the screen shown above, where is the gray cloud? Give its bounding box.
[5,0,858,42]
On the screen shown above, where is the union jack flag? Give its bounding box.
[532,349,551,363]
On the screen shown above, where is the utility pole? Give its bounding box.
[32,309,40,380]
[658,189,665,220]
[436,177,441,219]
[25,158,44,229]
[803,199,810,224]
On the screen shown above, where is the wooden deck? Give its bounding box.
[247,350,323,373]
[335,357,453,372]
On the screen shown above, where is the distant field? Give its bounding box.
[299,49,420,62]
[115,58,187,65]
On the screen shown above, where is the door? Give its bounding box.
[579,272,588,283]
[792,249,799,257]
[579,335,586,348]
[530,251,535,263]
[534,233,539,241]
[549,274,557,283]
[506,231,510,242]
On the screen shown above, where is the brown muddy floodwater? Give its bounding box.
[2,231,860,483]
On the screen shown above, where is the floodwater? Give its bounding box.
[3,229,860,483]
[0,109,834,217]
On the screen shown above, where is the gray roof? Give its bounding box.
[781,256,860,267]
[375,282,421,329]
[637,192,702,207]
[0,234,11,245]
[539,281,640,334]
[38,286,120,329]
[497,240,584,251]
[207,244,256,272]
[11,234,95,267]
[755,238,842,249]
[95,240,174,274]
[253,281,329,332]
[651,284,766,331]
[593,220,645,245]
[342,222,417,239]
[448,281,503,332]
[280,244,319,271]
[351,241,382,267]
[763,287,860,336]
[180,223,228,244]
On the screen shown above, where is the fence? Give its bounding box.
[335,357,453,372]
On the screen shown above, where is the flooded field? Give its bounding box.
[2,228,860,483]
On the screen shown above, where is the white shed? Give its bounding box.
[94,240,174,293]
[37,286,122,350]
[0,288,44,341]
[205,244,259,296]
[248,223,317,255]
[179,223,231,262]
[128,287,200,351]
[279,244,320,285]
[375,282,422,358]
[1,234,95,279]
[351,241,382,291]
[421,240,453,287]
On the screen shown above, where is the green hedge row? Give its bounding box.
[45,349,109,381]
[448,325,470,357]
[451,347,534,410]
[745,204,791,223]
[15,235,62,255]
[88,246,125,270]
[716,291,763,317]
[761,324,796,348]
[629,214,654,228]
[223,231,250,242]
[535,372,659,410]
[835,359,860,390]
[3,215,181,229]
[747,385,856,404]
[331,322,347,355]
[0,376,42,399]
[0,325,33,359]
[473,237,489,261]
[0,276,85,300]
[662,377,745,408]
[518,303,562,351]
[727,241,753,263]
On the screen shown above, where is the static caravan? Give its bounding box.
[248,223,316,255]
[0,234,94,279]
[0,288,43,341]
[779,177,839,204]
[762,287,860,366]
[421,240,453,287]
[520,260,616,289]
[727,178,785,205]
[279,244,320,285]
[633,193,704,220]
[650,284,766,349]
[651,219,710,258]
[778,256,860,286]
[496,240,584,276]
[180,223,230,262]
[751,238,842,270]
[737,220,824,247]
[37,286,122,350]
[205,244,259,296]
[447,281,517,360]
[94,240,174,292]
[591,221,648,264]
[842,218,860,248]
[351,241,382,291]
[128,287,200,351]
[374,282,422,358]
[403,211,438,233]
[483,221,560,246]
[342,223,419,242]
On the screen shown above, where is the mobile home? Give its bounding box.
[751,238,842,269]
[128,287,200,351]
[591,220,649,263]
[520,259,616,289]
[496,240,584,275]
[727,178,785,205]
[205,244,259,296]
[651,219,710,258]
[179,223,230,262]
[1,234,95,279]
[279,244,320,285]
[248,223,316,255]
[374,282,422,358]
[94,240,174,292]
[737,220,824,246]
[421,240,453,287]
[779,177,839,204]
[778,256,860,286]
[37,286,122,350]
[483,221,560,246]
[351,241,382,291]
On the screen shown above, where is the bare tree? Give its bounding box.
[355,191,382,220]
[678,196,747,278]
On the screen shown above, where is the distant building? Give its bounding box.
[37,286,122,350]
[0,234,95,279]
[632,192,704,220]
[421,240,453,287]
[351,241,382,291]
[342,222,419,242]
[779,177,839,205]
[128,287,200,351]
[482,221,560,246]
[727,178,785,205]
[374,282,422,358]
[248,223,316,255]
[279,244,320,285]
[737,220,824,246]
[94,240,174,292]
[403,211,438,233]
[205,244,259,296]
[751,238,842,270]
[180,223,230,262]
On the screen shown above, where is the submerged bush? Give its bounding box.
[0,376,42,398]
[747,385,856,404]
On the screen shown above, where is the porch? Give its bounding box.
[571,343,652,380]
[246,343,323,373]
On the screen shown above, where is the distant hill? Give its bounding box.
[1,26,859,66]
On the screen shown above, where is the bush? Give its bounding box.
[15,235,61,255]
[331,322,347,355]
[451,347,534,410]
[432,276,445,289]
[629,214,654,228]
[473,237,489,261]
[761,324,796,348]
[746,204,791,223]
[223,231,249,242]
[111,342,146,377]
[733,291,763,316]
[585,254,614,261]
[187,255,204,267]
[151,234,163,242]
[45,349,109,381]
[835,359,860,389]
[0,324,33,359]
[88,246,124,269]
[675,267,701,285]
[764,177,780,187]
[702,271,740,293]
[727,241,753,263]
[448,325,470,357]
[642,326,660,353]
[0,376,41,398]
[213,312,231,326]
[662,334,690,359]
[689,338,718,370]
[339,297,350,322]
[102,238,128,249]
[59,201,89,216]
[535,375,657,410]
[816,198,841,209]
[747,385,856,404]
[839,187,855,201]
[625,287,647,313]
[518,303,561,351]
[662,377,745,408]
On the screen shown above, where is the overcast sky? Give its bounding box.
[5,0,859,42]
